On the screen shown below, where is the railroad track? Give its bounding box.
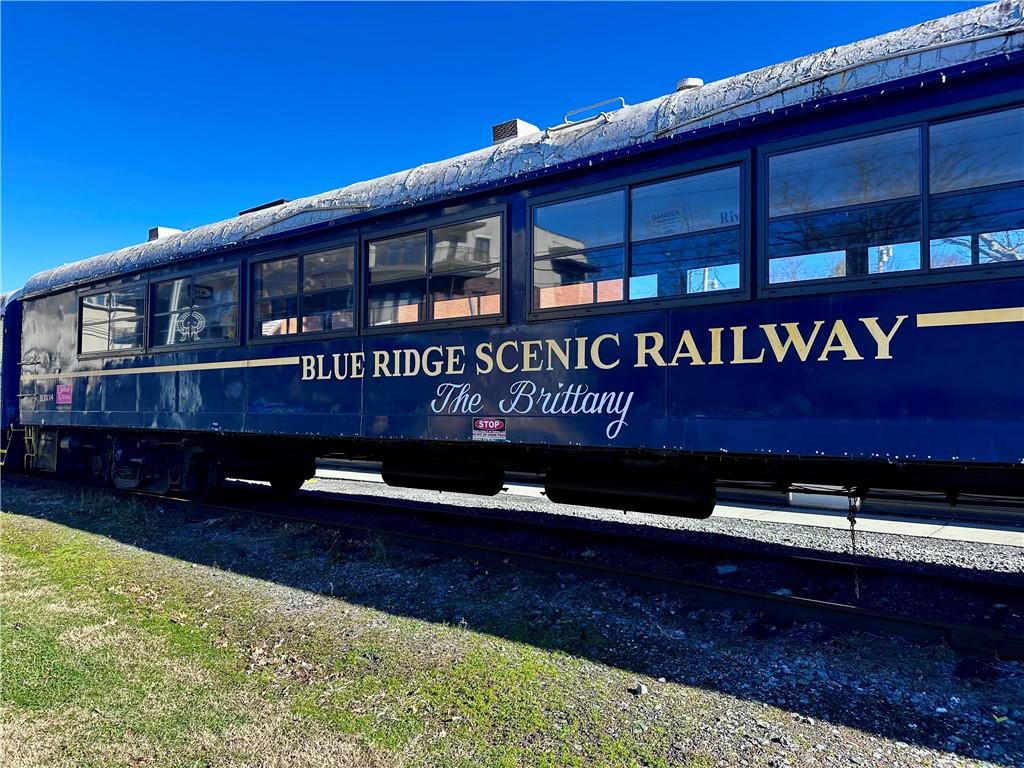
[317,458,1024,528]
[8,473,1024,661]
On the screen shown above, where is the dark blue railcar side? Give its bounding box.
[10,4,1024,510]
[1,292,24,469]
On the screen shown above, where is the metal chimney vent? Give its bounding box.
[675,77,704,92]
[148,226,183,242]
[492,118,540,145]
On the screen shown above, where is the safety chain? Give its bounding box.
[847,490,863,602]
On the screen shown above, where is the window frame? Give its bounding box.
[527,152,750,323]
[249,239,360,345]
[76,282,148,359]
[361,205,508,336]
[758,95,1024,298]
[926,104,1024,273]
[149,264,243,352]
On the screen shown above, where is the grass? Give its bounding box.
[0,481,715,767]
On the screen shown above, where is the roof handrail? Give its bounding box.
[546,96,628,136]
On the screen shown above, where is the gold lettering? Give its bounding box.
[634,332,667,368]
[316,355,331,380]
[373,350,393,377]
[669,330,705,366]
[730,326,765,364]
[352,352,365,379]
[591,333,620,370]
[522,340,543,372]
[860,315,907,360]
[760,321,824,362]
[708,327,724,365]
[301,355,316,380]
[475,342,494,375]
[422,346,444,377]
[545,338,571,371]
[575,337,589,370]
[817,320,864,361]
[400,348,420,377]
[446,345,465,375]
[497,340,519,373]
[331,353,347,380]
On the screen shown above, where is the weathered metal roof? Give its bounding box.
[0,290,19,316]
[20,0,1024,298]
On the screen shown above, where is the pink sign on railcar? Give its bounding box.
[56,384,72,406]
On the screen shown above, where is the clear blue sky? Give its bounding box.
[1,1,980,292]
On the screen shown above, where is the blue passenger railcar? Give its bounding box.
[8,3,1024,513]
[1,292,24,470]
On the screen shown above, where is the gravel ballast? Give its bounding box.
[300,473,1024,575]
[3,475,1022,767]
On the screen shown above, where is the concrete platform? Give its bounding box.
[313,468,1024,548]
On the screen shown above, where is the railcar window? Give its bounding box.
[301,246,355,332]
[533,191,626,309]
[368,233,427,326]
[429,218,502,320]
[533,192,625,256]
[79,284,146,354]
[768,129,922,284]
[152,269,238,347]
[367,217,502,327]
[928,107,1024,268]
[254,257,299,336]
[253,246,355,337]
[532,169,745,310]
[629,168,741,298]
[534,249,625,309]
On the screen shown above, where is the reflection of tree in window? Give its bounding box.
[929,107,1023,269]
[768,130,921,284]
[630,169,741,299]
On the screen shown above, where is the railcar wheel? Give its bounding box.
[182,451,220,501]
[269,475,307,495]
[89,452,109,485]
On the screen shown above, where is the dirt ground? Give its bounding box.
[2,477,1022,767]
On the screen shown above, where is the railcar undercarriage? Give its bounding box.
[16,426,1024,516]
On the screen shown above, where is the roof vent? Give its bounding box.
[492,118,540,145]
[239,198,289,216]
[148,226,183,242]
[675,77,704,92]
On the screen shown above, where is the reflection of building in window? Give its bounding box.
[79,285,146,354]
[532,190,625,310]
[254,247,355,337]
[532,168,742,310]
[533,226,585,259]
[533,229,623,309]
[368,217,502,327]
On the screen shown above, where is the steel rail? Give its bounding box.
[315,458,1024,527]
[8,474,1021,660]
[287,480,1023,590]
[183,489,1024,661]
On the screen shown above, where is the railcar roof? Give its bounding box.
[20,0,1024,299]
[0,290,19,316]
